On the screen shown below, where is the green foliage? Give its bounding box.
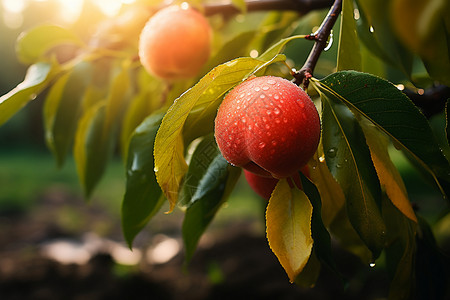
[0,0,449,297]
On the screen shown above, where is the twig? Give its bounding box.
[292,0,342,89]
[203,0,334,16]
[403,85,450,119]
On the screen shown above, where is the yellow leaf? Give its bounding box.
[308,144,345,226]
[266,179,313,282]
[154,56,285,212]
[362,122,417,223]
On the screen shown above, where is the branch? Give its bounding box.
[404,85,450,119]
[204,0,334,16]
[292,0,342,89]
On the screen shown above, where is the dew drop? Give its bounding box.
[262,86,269,91]
[283,118,288,123]
[274,94,280,100]
[260,94,265,99]
[273,107,280,115]
[259,142,266,149]
[240,93,245,98]
[369,262,376,268]
[241,117,246,123]
[154,166,159,172]
[319,155,325,162]
[275,118,281,124]
[248,125,252,130]
[266,110,271,115]
[336,163,342,168]
[327,147,337,158]
[254,87,261,92]
[265,124,270,129]
[262,117,267,122]
[267,79,276,85]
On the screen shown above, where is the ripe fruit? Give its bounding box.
[138,5,211,81]
[244,166,310,200]
[244,170,278,200]
[215,76,320,178]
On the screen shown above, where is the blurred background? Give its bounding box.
[0,1,449,299]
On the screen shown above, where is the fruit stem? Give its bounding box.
[292,0,342,90]
[203,0,334,16]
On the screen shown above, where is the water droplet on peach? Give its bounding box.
[267,79,276,85]
[274,94,279,100]
[273,108,280,115]
[254,87,261,92]
[259,142,266,149]
[260,94,265,99]
[262,86,269,91]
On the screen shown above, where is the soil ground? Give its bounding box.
[0,187,420,300]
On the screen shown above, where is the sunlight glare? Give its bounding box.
[2,0,26,13]
[56,0,84,23]
[93,0,122,17]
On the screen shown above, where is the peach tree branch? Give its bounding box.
[203,0,334,16]
[292,0,342,89]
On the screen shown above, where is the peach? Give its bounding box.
[138,5,211,81]
[215,76,320,178]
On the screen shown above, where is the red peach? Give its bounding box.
[215,76,320,178]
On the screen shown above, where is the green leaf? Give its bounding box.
[180,135,220,206]
[391,0,450,85]
[0,62,57,126]
[73,102,114,197]
[329,206,372,263]
[337,0,361,71]
[44,61,92,166]
[120,75,164,158]
[104,65,131,134]
[300,172,340,276]
[201,30,258,75]
[383,195,417,300]
[266,180,313,283]
[321,97,385,258]
[354,0,413,77]
[154,54,285,213]
[16,24,84,65]
[258,34,306,62]
[74,65,130,196]
[182,136,241,262]
[122,112,165,248]
[311,71,450,197]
